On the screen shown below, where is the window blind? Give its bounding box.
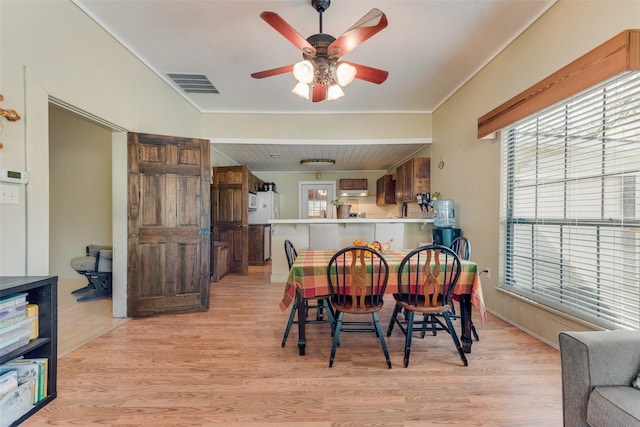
[500,71,640,330]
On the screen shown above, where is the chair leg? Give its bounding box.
[443,313,468,366]
[386,303,402,336]
[372,312,391,369]
[329,312,344,367]
[404,311,415,368]
[471,321,479,341]
[322,299,336,336]
[281,301,298,347]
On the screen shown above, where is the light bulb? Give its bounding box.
[327,84,345,101]
[293,60,314,84]
[292,82,310,99]
[336,62,357,86]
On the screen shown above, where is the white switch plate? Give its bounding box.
[0,184,19,204]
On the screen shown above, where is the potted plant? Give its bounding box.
[331,198,351,219]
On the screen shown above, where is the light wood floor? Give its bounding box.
[57,278,130,357]
[26,266,563,426]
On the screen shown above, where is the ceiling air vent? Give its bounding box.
[167,73,219,94]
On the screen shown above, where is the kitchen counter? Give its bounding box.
[268,218,435,283]
[270,218,433,224]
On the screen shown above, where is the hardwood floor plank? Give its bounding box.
[57,278,130,357]
[24,266,563,426]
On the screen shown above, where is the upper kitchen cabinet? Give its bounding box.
[395,157,430,203]
[248,173,264,193]
[339,178,368,191]
[376,175,396,206]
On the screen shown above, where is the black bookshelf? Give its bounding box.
[0,276,58,426]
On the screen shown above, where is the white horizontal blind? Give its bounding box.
[500,71,640,330]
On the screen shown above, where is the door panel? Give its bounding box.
[128,132,211,317]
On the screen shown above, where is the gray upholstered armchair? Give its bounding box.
[558,330,640,427]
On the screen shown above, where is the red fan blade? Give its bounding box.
[312,83,327,102]
[251,64,294,79]
[260,11,316,55]
[328,9,388,58]
[346,62,389,84]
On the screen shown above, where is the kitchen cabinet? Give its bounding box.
[0,276,57,426]
[212,241,229,282]
[376,175,396,206]
[248,224,271,266]
[248,173,264,193]
[339,178,368,191]
[395,157,430,203]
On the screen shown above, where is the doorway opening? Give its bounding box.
[48,101,128,355]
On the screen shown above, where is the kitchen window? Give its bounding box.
[500,71,640,330]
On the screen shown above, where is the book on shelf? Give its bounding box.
[25,304,39,339]
[0,357,48,403]
[0,370,18,396]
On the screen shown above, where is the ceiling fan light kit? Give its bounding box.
[251,0,388,103]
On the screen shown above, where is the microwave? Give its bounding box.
[248,192,258,210]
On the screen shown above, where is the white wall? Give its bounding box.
[432,0,640,345]
[202,113,432,140]
[0,0,202,277]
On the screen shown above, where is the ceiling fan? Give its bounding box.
[251,0,389,103]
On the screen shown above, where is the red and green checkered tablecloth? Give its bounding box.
[279,249,487,323]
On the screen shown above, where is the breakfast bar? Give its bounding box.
[269,218,435,283]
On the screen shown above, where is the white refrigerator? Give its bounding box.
[248,190,280,224]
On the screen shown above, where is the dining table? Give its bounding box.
[279,249,487,356]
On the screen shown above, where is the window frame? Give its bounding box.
[500,73,640,330]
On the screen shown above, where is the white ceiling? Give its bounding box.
[72,0,555,171]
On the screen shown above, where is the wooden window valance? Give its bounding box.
[477,29,640,139]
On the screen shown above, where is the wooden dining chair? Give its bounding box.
[449,236,471,260]
[281,240,334,348]
[327,246,391,368]
[387,244,468,367]
[448,236,479,341]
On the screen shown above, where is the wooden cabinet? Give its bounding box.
[339,178,368,191]
[395,157,430,203]
[248,224,271,266]
[0,276,57,426]
[248,173,264,193]
[212,241,229,282]
[376,175,396,206]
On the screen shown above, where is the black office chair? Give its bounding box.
[387,244,468,367]
[448,236,479,341]
[281,240,334,348]
[327,246,391,368]
[69,244,113,301]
